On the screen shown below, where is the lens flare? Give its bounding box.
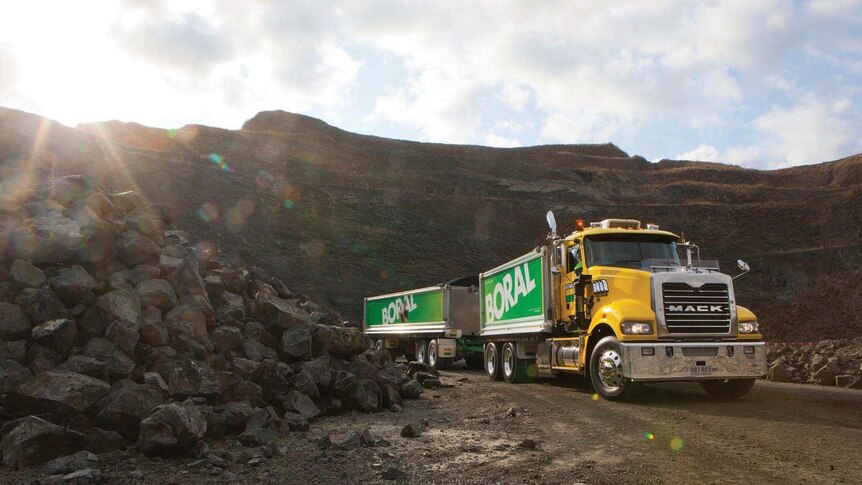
[282,199,295,209]
[255,170,274,190]
[670,437,684,453]
[644,432,655,441]
[167,129,178,139]
[197,203,219,222]
[209,153,222,164]
[591,393,599,401]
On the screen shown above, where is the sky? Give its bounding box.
[0,0,860,170]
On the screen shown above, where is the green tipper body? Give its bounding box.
[480,248,551,336]
[365,287,444,327]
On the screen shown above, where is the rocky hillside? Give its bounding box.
[0,174,435,478]
[1,106,861,341]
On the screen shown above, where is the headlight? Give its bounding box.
[621,322,653,335]
[739,321,759,334]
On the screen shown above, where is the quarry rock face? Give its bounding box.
[0,176,419,469]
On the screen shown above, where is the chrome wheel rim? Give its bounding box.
[597,348,623,390]
[428,342,437,367]
[503,347,514,378]
[486,347,496,375]
[417,344,426,363]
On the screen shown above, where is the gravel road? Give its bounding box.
[4,368,860,484]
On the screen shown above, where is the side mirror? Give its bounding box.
[546,211,557,239]
[733,259,750,280]
[550,266,561,276]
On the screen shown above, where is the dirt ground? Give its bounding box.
[4,365,861,485]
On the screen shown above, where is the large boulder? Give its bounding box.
[116,230,160,267]
[49,265,95,307]
[164,305,208,345]
[168,359,221,399]
[301,354,332,391]
[139,306,169,347]
[238,407,279,446]
[49,175,93,207]
[0,358,33,394]
[0,416,88,467]
[137,400,207,456]
[0,302,31,340]
[256,296,312,334]
[347,379,382,412]
[18,287,69,324]
[210,326,244,353]
[39,450,99,475]
[136,279,177,314]
[281,325,312,362]
[79,305,111,340]
[10,216,84,264]
[96,382,166,439]
[30,318,77,356]
[281,390,320,420]
[83,339,135,381]
[215,291,245,321]
[313,324,370,358]
[767,361,793,383]
[10,259,45,288]
[7,371,110,416]
[168,258,208,299]
[0,340,27,363]
[55,356,109,382]
[96,289,141,326]
[104,319,140,356]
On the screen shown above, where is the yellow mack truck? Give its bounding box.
[479,214,766,401]
[363,214,767,401]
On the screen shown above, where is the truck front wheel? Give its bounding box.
[589,336,642,401]
[485,343,502,381]
[699,378,755,400]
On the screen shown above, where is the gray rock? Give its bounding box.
[281,390,320,420]
[0,358,32,393]
[104,319,140,356]
[169,359,221,399]
[139,306,169,346]
[243,338,279,362]
[0,302,32,340]
[421,378,441,389]
[407,361,439,378]
[281,325,312,361]
[61,467,102,484]
[137,399,207,456]
[0,416,88,467]
[282,412,309,431]
[203,275,225,298]
[400,423,421,438]
[835,374,861,388]
[40,450,98,475]
[50,175,93,206]
[136,279,178,314]
[8,371,110,416]
[31,319,77,356]
[164,305,208,346]
[312,324,370,358]
[767,361,793,383]
[83,339,135,381]
[238,408,278,446]
[332,370,357,397]
[128,265,161,285]
[337,430,363,450]
[57,356,109,382]
[49,265,95,307]
[215,291,245,321]
[117,230,160,267]
[0,340,27,362]
[399,380,424,399]
[811,360,841,385]
[210,326,244,353]
[96,382,166,439]
[349,379,382,412]
[81,427,127,453]
[96,289,141,326]
[10,259,46,287]
[12,216,84,264]
[18,287,69,324]
[381,467,407,481]
[80,305,111,340]
[168,258,208,299]
[219,401,255,432]
[255,295,312,333]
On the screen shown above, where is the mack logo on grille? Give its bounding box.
[667,305,727,313]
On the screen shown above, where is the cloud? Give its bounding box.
[676,144,720,162]
[724,96,861,168]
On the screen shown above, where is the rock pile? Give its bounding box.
[766,338,862,388]
[0,175,421,471]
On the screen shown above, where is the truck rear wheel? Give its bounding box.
[502,342,517,383]
[485,343,502,381]
[415,340,428,364]
[589,336,642,401]
[427,339,453,370]
[699,378,755,400]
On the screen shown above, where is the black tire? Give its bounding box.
[427,340,452,370]
[485,342,502,381]
[464,355,484,370]
[589,336,643,402]
[502,342,517,383]
[415,340,429,364]
[374,339,384,351]
[699,378,755,400]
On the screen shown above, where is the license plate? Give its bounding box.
[690,365,715,376]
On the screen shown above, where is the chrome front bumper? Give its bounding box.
[619,342,767,381]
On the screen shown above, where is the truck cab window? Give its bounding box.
[567,245,581,273]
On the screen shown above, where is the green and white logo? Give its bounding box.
[365,288,443,326]
[482,256,543,324]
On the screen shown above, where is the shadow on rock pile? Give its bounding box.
[0,175,424,480]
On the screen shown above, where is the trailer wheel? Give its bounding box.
[415,340,429,364]
[485,343,502,381]
[589,336,642,401]
[374,339,384,351]
[699,378,755,400]
[502,342,517,383]
[427,339,452,370]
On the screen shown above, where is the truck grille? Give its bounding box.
[662,282,731,334]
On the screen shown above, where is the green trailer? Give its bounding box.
[363,276,483,369]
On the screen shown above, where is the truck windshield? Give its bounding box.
[584,234,679,269]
